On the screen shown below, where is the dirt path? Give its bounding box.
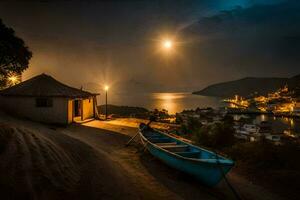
[73,119,284,200]
[0,114,284,199]
[61,123,222,200]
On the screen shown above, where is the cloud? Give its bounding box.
[0,0,298,93]
[182,0,300,84]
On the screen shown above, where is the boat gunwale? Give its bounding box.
[139,128,234,166]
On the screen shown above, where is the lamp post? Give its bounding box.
[104,85,109,120]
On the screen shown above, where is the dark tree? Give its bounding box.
[0,19,32,88]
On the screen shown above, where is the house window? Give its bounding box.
[35,98,53,107]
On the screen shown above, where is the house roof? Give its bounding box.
[0,73,98,98]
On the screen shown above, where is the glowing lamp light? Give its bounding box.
[104,85,109,91]
[8,75,19,85]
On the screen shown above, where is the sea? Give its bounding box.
[98,92,300,133]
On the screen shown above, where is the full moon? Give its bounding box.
[163,40,172,49]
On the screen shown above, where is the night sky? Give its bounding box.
[0,0,299,93]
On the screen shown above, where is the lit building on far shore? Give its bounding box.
[292,102,300,116]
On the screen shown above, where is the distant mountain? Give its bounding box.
[193,74,300,97]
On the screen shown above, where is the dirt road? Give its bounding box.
[0,115,283,199]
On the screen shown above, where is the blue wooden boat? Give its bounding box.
[139,123,234,186]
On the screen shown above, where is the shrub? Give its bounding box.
[192,125,211,146]
[225,139,300,170]
[180,116,202,136]
[212,122,235,148]
[192,122,235,150]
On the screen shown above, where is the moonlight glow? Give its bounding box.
[162,40,172,49]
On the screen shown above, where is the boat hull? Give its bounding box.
[139,125,234,186]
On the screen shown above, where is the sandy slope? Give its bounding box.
[0,118,138,199]
[0,114,284,200]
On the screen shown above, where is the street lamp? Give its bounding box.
[7,75,19,86]
[104,85,109,120]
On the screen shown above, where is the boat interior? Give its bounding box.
[143,130,220,160]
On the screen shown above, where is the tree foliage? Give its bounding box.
[0,19,32,88]
[192,116,235,149]
[227,139,300,170]
[180,116,202,135]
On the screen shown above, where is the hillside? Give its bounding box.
[98,104,148,117]
[0,112,290,200]
[0,122,138,199]
[193,74,300,97]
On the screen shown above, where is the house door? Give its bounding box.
[74,100,82,117]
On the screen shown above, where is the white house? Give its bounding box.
[0,74,99,124]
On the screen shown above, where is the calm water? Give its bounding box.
[99,92,224,114]
[98,92,299,132]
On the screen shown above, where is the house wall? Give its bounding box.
[0,96,69,124]
[66,98,94,123]
[67,99,73,123]
[82,97,94,120]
